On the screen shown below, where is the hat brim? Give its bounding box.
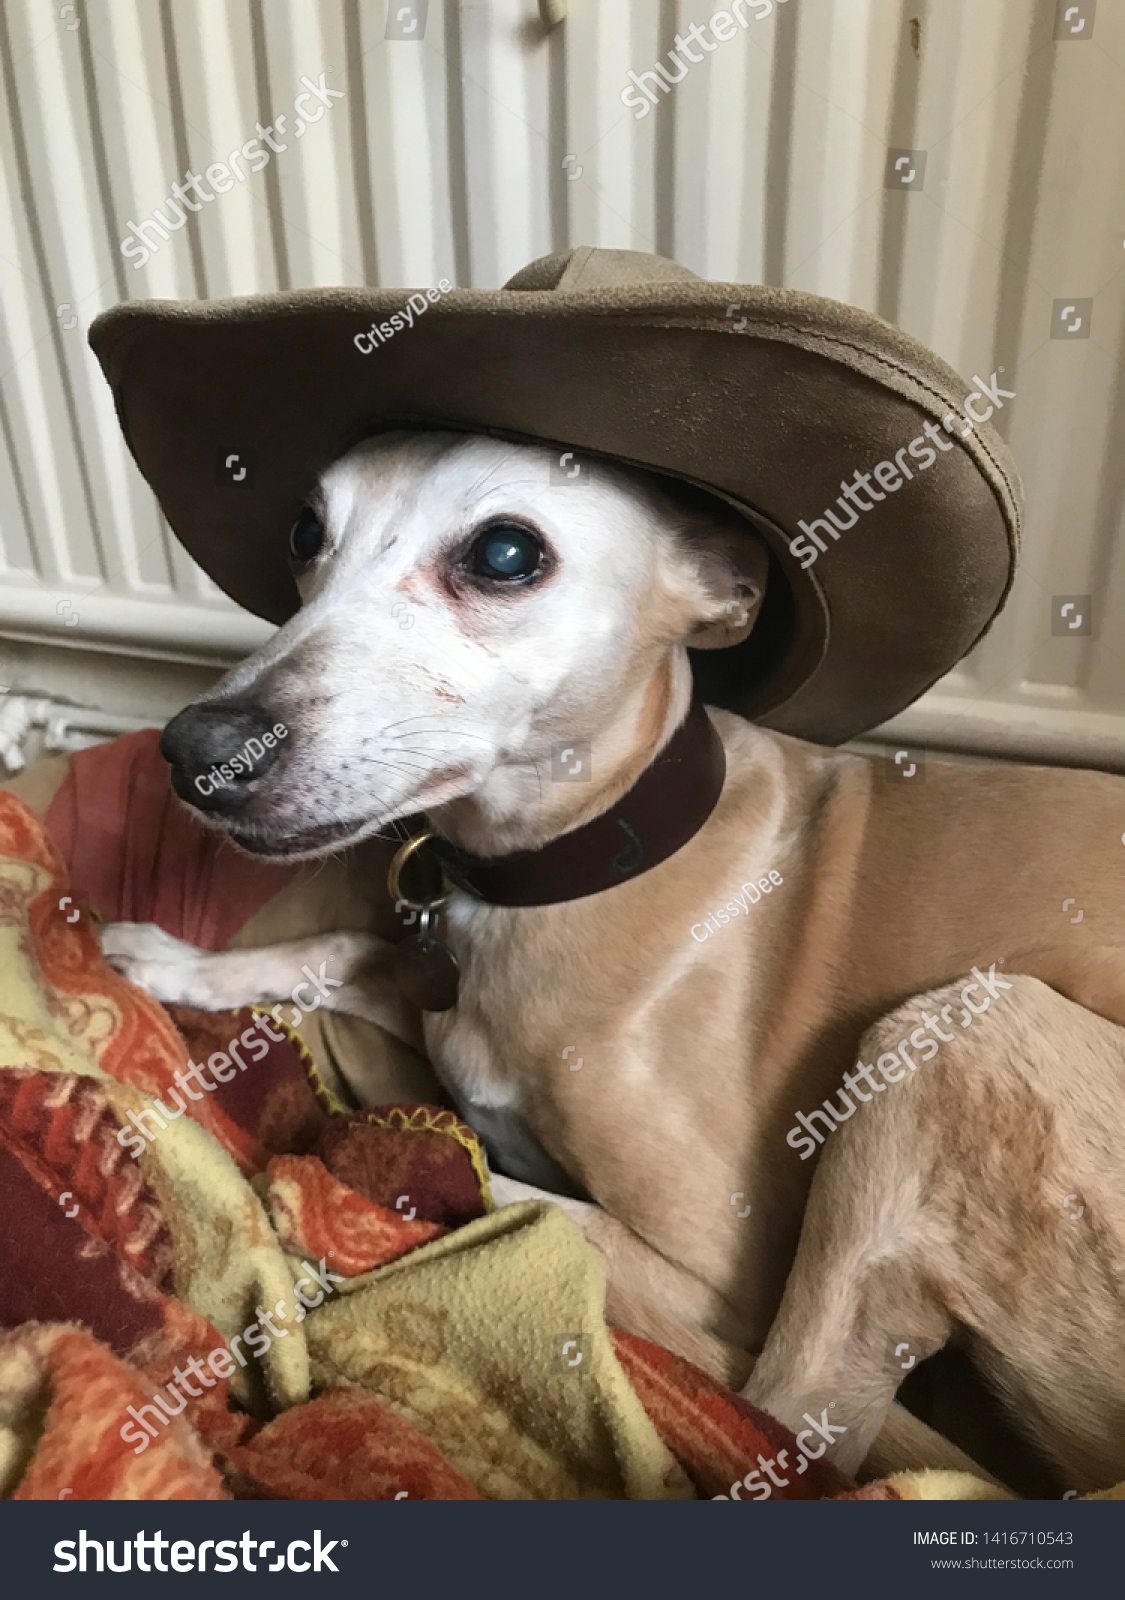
[89,282,1020,744]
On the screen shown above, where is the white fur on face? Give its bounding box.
[203,431,724,859]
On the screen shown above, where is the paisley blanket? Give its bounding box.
[2,777,1114,1503]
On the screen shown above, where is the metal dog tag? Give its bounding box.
[393,902,460,1012]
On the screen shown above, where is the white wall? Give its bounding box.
[1,0,1123,768]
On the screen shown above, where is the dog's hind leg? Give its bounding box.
[99,922,423,1049]
[746,973,1125,1489]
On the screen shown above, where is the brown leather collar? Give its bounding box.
[425,699,725,907]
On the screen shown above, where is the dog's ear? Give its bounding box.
[637,472,770,650]
[683,522,770,652]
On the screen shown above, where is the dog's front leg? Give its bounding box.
[98,923,423,1050]
[743,1004,961,1478]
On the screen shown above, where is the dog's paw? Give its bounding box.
[98,921,204,1003]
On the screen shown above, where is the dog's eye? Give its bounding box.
[289,506,324,566]
[466,523,542,581]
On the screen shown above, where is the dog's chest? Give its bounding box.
[418,890,667,1189]
[419,897,583,1173]
[420,885,773,1200]
[419,923,571,1190]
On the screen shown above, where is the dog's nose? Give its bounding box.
[160,701,286,813]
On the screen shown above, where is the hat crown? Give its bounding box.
[88,247,1020,746]
[503,245,700,292]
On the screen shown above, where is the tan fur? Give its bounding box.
[88,434,1125,1490]
[434,708,1125,1340]
[744,977,1125,1492]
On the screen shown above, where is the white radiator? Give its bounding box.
[0,0,1122,763]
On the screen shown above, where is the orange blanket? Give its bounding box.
[1,788,866,1501]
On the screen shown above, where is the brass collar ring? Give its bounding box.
[387,830,452,913]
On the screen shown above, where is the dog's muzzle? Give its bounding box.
[160,701,285,814]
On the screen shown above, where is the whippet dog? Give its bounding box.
[99,431,1125,1492]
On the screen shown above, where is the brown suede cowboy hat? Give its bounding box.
[88,246,1021,744]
